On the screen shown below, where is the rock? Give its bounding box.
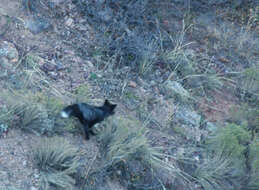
[49,0,66,5]
[55,62,65,71]
[85,60,94,68]
[148,97,175,127]
[65,17,74,27]
[25,17,52,34]
[0,57,12,71]
[49,71,58,80]
[128,81,137,88]
[34,174,40,179]
[174,105,201,128]
[150,80,156,86]
[164,81,190,101]
[41,62,56,72]
[0,41,19,63]
[22,160,27,167]
[98,8,113,22]
[120,66,131,73]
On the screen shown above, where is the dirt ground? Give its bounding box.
[0,0,258,190]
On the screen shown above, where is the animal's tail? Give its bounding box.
[60,110,69,118]
[60,105,75,118]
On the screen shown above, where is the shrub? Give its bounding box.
[97,117,190,190]
[13,102,52,135]
[207,123,250,159]
[229,104,259,139]
[32,137,80,190]
[194,151,240,190]
[73,0,161,72]
[202,123,252,189]
[237,68,259,104]
[0,89,74,135]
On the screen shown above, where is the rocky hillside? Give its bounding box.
[0,0,258,190]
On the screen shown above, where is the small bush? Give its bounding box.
[237,68,259,103]
[194,152,240,190]
[229,104,259,139]
[98,117,189,189]
[73,0,161,72]
[32,137,80,190]
[207,123,250,158]
[13,103,52,135]
[0,89,71,135]
[202,123,252,189]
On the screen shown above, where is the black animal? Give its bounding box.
[61,99,116,140]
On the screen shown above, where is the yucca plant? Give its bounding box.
[32,137,80,190]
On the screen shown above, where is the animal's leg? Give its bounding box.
[84,127,90,140]
[83,123,90,140]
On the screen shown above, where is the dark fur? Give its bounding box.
[61,99,116,140]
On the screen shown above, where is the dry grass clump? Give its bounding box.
[13,102,52,135]
[194,152,239,190]
[97,117,191,189]
[32,137,80,190]
[0,89,67,135]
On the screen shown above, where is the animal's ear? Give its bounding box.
[104,99,110,105]
[111,104,117,110]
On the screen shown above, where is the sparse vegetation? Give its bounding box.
[199,123,257,189]
[0,0,258,189]
[194,152,237,190]
[73,84,91,102]
[0,90,62,135]
[32,137,80,190]
[97,117,192,189]
[229,104,259,140]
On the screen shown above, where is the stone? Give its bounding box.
[128,81,137,88]
[174,105,201,128]
[86,60,94,68]
[98,8,113,22]
[34,174,40,179]
[25,17,52,34]
[22,160,27,167]
[65,18,74,27]
[164,81,190,101]
[49,0,66,5]
[0,41,19,62]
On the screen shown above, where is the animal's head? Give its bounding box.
[103,99,117,115]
